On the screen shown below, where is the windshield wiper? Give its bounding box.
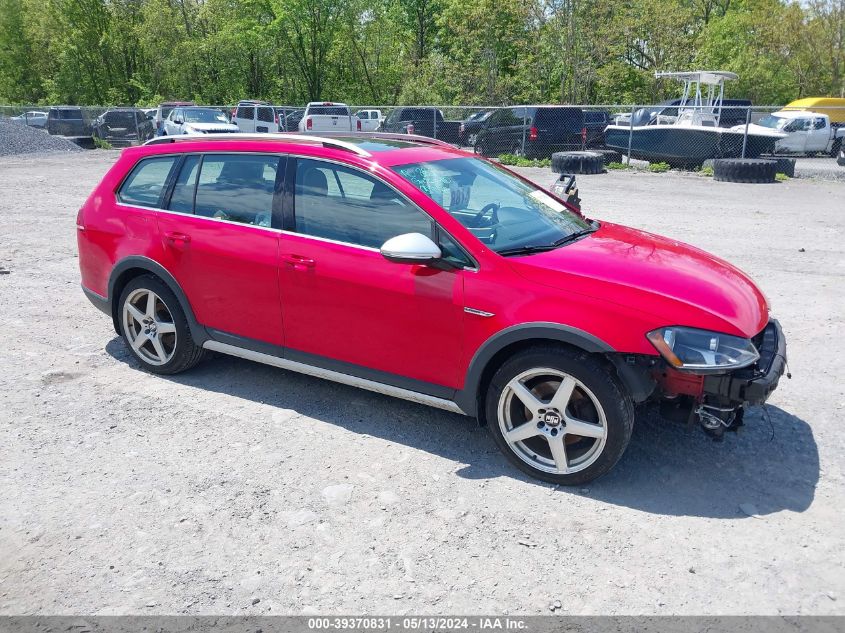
[496,244,559,257]
[551,226,598,247]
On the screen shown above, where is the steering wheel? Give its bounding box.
[472,202,500,226]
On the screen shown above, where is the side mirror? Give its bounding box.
[380,233,442,265]
[174,119,183,125]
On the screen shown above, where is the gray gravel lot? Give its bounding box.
[0,152,843,616]
[0,121,82,157]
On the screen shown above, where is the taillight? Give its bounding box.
[529,126,538,141]
[306,117,312,130]
[76,206,85,231]
[581,127,587,143]
[356,118,362,131]
[407,123,415,135]
[459,123,465,134]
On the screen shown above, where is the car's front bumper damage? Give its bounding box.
[650,319,787,436]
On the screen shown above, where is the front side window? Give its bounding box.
[193,154,279,227]
[118,156,178,208]
[393,157,593,255]
[294,158,432,249]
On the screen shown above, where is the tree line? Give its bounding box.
[0,0,843,107]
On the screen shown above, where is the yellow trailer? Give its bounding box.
[782,97,845,124]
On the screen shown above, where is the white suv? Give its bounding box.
[233,100,280,133]
[162,107,239,135]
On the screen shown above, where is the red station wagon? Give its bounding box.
[77,132,787,484]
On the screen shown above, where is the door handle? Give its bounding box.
[281,254,315,268]
[165,231,191,243]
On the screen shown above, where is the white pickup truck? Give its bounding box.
[741,110,845,156]
[298,102,361,133]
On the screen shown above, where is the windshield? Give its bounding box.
[392,157,593,255]
[756,114,788,130]
[183,109,228,123]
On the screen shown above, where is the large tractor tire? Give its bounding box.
[712,158,778,184]
[551,151,605,175]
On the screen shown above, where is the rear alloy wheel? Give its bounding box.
[486,347,633,485]
[119,275,206,375]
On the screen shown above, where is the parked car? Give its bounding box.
[380,107,461,144]
[299,102,360,132]
[92,108,155,146]
[355,109,383,132]
[741,110,845,156]
[584,110,611,147]
[46,106,88,137]
[162,107,239,136]
[77,132,786,485]
[153,101,195,135]
[11,111,48,128]
[458,110,493,146]
[233,100,280,133]
[474,106,585,158]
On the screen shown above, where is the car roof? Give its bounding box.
[136,132,468,167]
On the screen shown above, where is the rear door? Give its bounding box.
[277,156,466,389]
[235,105,256,132]
[155,152,285,346]
[256,106,275,133]
[806,117,830,152]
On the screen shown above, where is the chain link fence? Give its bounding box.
[2,103,843,167]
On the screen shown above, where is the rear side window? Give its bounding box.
[257,107,274,123]
[167,155,201,213]
[194,154,280,227]
[236,106,254,120]
[118,156,178,208]
[534,107,584,131]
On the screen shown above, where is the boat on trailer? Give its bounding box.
[604,71,786,166]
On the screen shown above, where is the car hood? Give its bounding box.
[507,222,769,338]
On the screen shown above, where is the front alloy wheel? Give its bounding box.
[486,346,634,485]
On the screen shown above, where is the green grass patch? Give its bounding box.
[647,161,671,173]
[92,136,113,150]
[606,161,631,170]
[498,154,551,168]
[699,166,714,177]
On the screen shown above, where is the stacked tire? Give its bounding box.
[712,158,778,183]
[551,151,605,175]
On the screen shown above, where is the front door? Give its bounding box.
[155,153,285,346]
[277,157,465,390]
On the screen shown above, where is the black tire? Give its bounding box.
[485,345,634,486]
[838,148,845,167]
[830,138,842,158]
[118,275,206,375]
[712,158,777,183]
[589,148,623,165]
[768,157,796,178]
[551,151,605,174]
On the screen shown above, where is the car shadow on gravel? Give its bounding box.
[107,338,818,520]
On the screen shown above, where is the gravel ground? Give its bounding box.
[0,121,82,157]
[0,152,843,616]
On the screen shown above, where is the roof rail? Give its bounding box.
[305,130,458,149]
[143,133,372,157]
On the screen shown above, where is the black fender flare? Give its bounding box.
[453,322,615,417]
[107,256,208,344]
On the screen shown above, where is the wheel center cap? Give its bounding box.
[542,410,563,427]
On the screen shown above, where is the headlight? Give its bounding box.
[646,326,759,372]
